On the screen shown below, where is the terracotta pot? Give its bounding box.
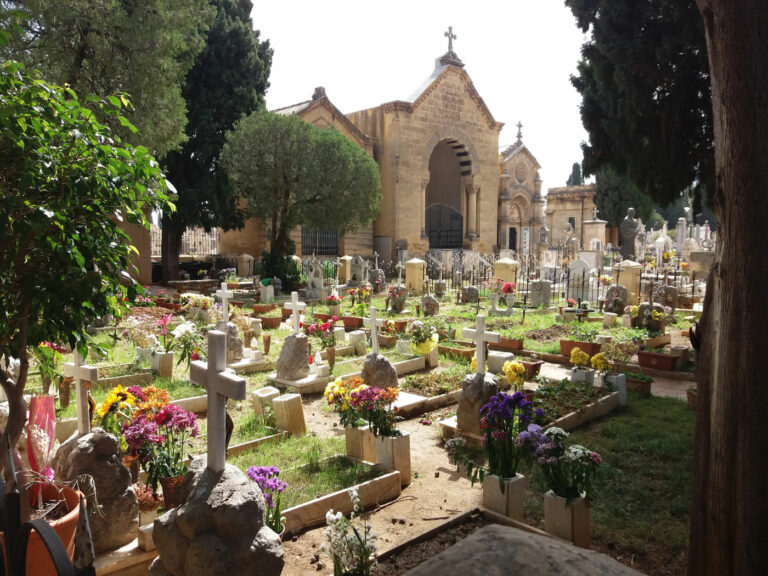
[378,334,397,348]
[258,316,282,329]
[521,359,544,378]
[160,475,186,509]
[489,337,524,352]
[122,453,140,484]
[342,315,364,330]
[252,303,277,314]
[543,491,591,548]
[1,485,82,575]
[687,388,698,410]
[637,351,678,371]
[280,307,292,319]
[438,342,475,361]
[313,312,332,322]
[626,376,652,397]
[262,333,272,355]
[560,340,601,358]
[482,473,525,521]
[325,347,336,370]
[393,320,409,333]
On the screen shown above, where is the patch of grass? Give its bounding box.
[523,392,694,575]
[228,434,345,473]
[533,379,606,422]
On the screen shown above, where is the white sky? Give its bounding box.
[251,1,591,190]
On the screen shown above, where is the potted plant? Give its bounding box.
[256,307,284,330]
[342,301,367,330]
[560,323,601,358]
[408,320,439,357]
[326,293,343,317]
[569,347,595,384]
[123,403,199,508]
[502,360,526,392]
[527,426,603,548]
[453,391,535,520]
[247,465,287,538]
[350,385,410,486]
[520,354,544,378]
[252,301,278,314]
[378,320,398,348]
[591,340,639,405]
[637,346,678,371]
[136,482,163,526]
[324,376,375,462]
[624,371,654,396]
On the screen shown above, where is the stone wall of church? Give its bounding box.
[545,185,597,246]
[348,67,501,257]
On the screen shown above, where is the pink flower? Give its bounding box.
[308,324,317,335]
[331,316,339,323]
[156,314,172,335]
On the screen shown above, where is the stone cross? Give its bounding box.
[592,206,599,219]
[444,26,456,52]
[396,261,404,286]
[335,257,340,286]
[363,260,370,283]
[516,120,523,142]
[62,351,98,435]
[215,282,233,330]
[461,314,500,376]
[374,251,379,270]
[285,291,306,335]
[363,307,386,354]
[190,330,246,473]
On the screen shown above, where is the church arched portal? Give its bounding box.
[425,139,471,249]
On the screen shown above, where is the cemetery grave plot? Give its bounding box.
[399,364,467,397]
[188,405,284,456]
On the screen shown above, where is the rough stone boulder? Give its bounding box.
[52,428,137,553]
[275,333,310,380]
[461,286,479,304]
[404,524,641,575]
[361,353,398,389]
[456,372,498,437]
[604,285,628,314]
[150,457,283,576]
[421,295,439,316]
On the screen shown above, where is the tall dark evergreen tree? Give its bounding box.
[566,162,584,186]
[161,0,272,281]
[566,0,714,213]
[593,166,654,227]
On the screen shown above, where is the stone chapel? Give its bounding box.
[217,30,548,262]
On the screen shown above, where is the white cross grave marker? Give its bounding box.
[374,251,379,270]
[62,351,98,435]
[285,291,307,335]
[363,307,386,354]
[190,330,246,473]
[396,262,404,286]
[215,282,233,330]
[461,315,500,376]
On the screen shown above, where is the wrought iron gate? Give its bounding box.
[426,204,463,249]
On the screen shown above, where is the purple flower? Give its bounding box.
[247,465,287,509]
[122,414,164,456]
[127,385,147,402]
[156,404,199,436]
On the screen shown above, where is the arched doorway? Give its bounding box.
[425,140,471,249]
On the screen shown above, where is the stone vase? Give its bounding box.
[345,425,377,463]
[138,507,159,527]
[326,346,336,370]
[505,293,516,308]
[482,473,525,521]
[604,373,627,406]
[328,305,341,317]
[375,432,411,487]
[151,351,174,378]
[570,367,595,385]
[263,333,272,355]
[543,490,591,548]
[136,347,153,365]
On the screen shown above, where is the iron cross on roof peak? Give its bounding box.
[516,121,523,142]
[445,26,457,52]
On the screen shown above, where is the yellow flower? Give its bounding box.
[570,347,589,367]
[590,353,608,372]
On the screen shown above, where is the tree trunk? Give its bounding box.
[0,361,29,475]
[690,2,768,574]
[161,226,182,282]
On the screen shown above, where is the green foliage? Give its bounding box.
[593,166,655,227]
[566,0,714,211]
[258,250,301,292]
[161,0,272,276]
[0,61,171,423]
[221,111,381,258]
[566,162,584,186]
[1,0,214,157]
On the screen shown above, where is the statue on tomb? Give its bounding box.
[620,208,640,260]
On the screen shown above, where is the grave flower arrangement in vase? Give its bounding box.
[592,340,638,404]
[167,320,205,368]
[453,391,534,520]
[149,313,176,377]
[502,360,526,392]
[524,426,603,547]
[408,320,438,356]
[325,377,367,428]
[501,282,516,307]
[123,403,199,507]
[247,465,287,536]
[94,385,137,450]
[326,293,343,315]
[569,347,595,384]
[323,488,377,576]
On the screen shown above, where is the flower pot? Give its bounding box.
[505,293,516,308]
[345,425,377,463]
[637,350,678,371]
[489,337,524,352]
[152,351,174,378]
[437,341,475,361]
[393,320,409,333]
[604,373,627,406]
[325,346,336,370]
[482,473,525,521]
[376,432,411,487]
[543,490,591,548]
[570,367,595,385]
[252,303,277,314]
[1,485,82,575]
[379,334,397,349]
[328,305,341,317]
[521,359,544,378]
[560,340,601,358]
[136,347,153,365]
[280,306,292,319]
[342,315,364,330]
[159,475,186,509]
[562,308,578,323]
[263,333,272,355]
[138,507,159,527]
[436,328,456,341]
[625,375,651,398]
[123,453,140,484]
[258,316,282,330]
[313,312,332,322]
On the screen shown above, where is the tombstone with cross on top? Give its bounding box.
[215,282,234,331]
[62,351,99,435]
[363,307,386,354]
[461,314,500,376]
[190,330,246,473]
[285,291,306,335]
[396,261,404,286]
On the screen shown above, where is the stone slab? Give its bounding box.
[268,372,331,394]
[93,538,158,576]
[228,357,271,374]
[272,393,306,436]
[487,350,515,374]
[173,395,208,414]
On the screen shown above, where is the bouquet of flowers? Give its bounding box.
[94,385,136,446]
[454,391,534,487]
[323,488,377,576]
[502,360,526,392]
[247,465,287,534]
[327,294,343,308]
[308,317,339,349]
[324,377,367,428]
[167,320,206,366]
[598,275,613,286]
[123,403,199,492]
[566,298,577,308]
[501,282,516,295]
[349,386,400,437]
[570,347,590,370]
[127,385,170,420]
[408,321,438,355]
